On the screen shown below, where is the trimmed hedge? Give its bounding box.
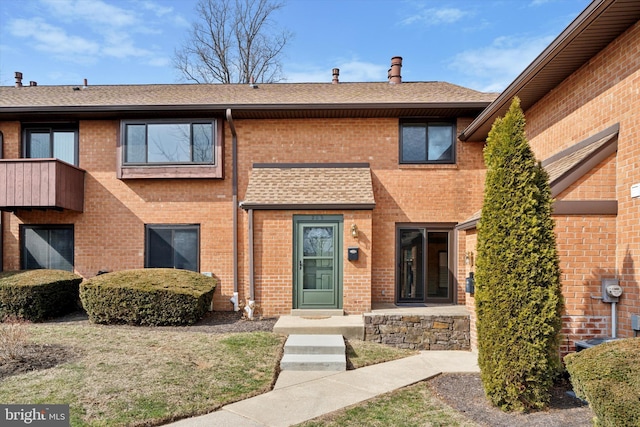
[565,338,640,426]
[80,268,217,326]
[0,270,82,321]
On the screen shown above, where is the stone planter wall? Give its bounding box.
[363,314,470,350]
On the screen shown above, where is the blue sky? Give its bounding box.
[0,0,591,92]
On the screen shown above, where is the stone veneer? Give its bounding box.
[363,314,471,350]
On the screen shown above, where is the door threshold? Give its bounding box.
[291,309,344,317]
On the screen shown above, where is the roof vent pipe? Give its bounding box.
[15,72,23,87]
[29,81,37,87]
[332,68,339,84]
[83,79,88,88]
[389,56,402,84]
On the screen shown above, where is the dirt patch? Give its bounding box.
[0,343,80,381]
[428,373,594,427]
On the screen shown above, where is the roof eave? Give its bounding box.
[239,203,376,211]
[459,0,626,142]
[0,101,493,114]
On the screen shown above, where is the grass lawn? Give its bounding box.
[296,381,478,427]
[0,323,284,426]
[0,322,424,427]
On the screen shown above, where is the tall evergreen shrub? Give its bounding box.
[475,97,564,411]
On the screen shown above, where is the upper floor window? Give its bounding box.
[123,121,215,165]
[24,125,78,166]
[400,120,455,164]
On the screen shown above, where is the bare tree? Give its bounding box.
[174,0,291,84]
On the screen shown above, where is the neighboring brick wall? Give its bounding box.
[364,314,470,350]
[524,20,640,343]
[0,120,237,312]
[555,153,617,200]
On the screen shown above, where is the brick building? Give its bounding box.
[459,0,640,352]
[0,59,496,318]
[1,0,639,356]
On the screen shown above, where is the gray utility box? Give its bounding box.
[575,337,619,352]
[602,278,621,303]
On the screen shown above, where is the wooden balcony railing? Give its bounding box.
[0,159,85,212]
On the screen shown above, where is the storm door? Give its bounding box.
[294,216,343,309]
[397,227,453,304]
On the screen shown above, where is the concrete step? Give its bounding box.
[280,353,346,371]
[274,315,364,340]
[280,334,347,371]
[284,334,345,355]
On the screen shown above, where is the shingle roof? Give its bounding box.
[542,124,619,197]
[457,124,619,229]
[240,164,375,210]
[0,81,496,109]
[544,133,617,186]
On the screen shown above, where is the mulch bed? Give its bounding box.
[428,372,594,427]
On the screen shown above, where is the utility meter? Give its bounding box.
[607,284,623,298]
[602,278,622,303]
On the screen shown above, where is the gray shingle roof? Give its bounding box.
[240,164,375,210]
[0,81,497,108]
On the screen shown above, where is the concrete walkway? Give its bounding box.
[164,350,479,427]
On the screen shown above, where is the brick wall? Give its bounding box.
[524,20,640,343]
[1,113,486,317]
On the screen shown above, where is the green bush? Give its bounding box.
[80,268,217,326]
[565,338,640,426]
[475,97,564,412]
[0,270,82,321]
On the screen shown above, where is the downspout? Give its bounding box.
[245,208,256,319]
[226,109,239,311]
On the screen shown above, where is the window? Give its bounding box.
[145,225,199,272]
[24,125,78,166]
[123,121,215,165]
[400,120,455,164]
[21,225,74,271]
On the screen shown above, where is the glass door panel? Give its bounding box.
[295,220,341,309]
[397,227,452,304]
[398,229,424,301]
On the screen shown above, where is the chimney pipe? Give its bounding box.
[389,56,402,84]
[332,68,339,84]
[29,81,37,87]
[15,72,23,88]
[83,78,88,88]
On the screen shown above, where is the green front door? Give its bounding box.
[294,216,342,309]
